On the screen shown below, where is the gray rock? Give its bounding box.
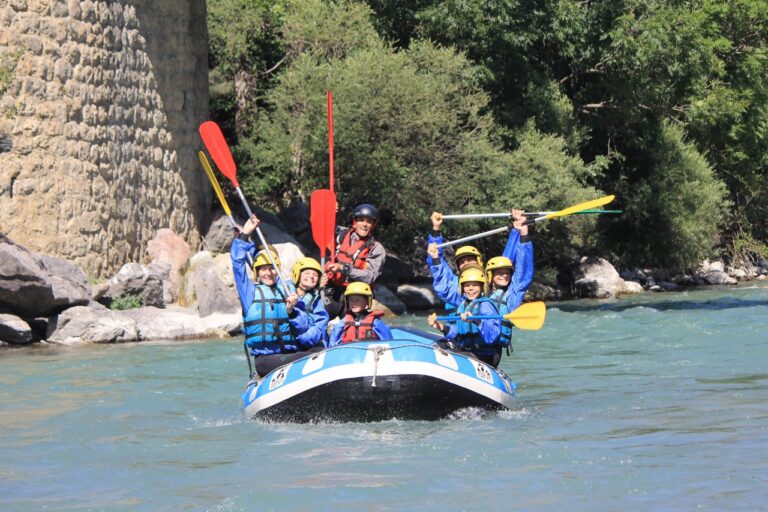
[572,256,628,299]
[523,281,563,301]
[701,270,737,286]
[192,266,239,317]
[277,199,310,240]
[202,213,238,254]
[658,281,680,291]
[380,253,414,288]
[396,283,442,309]
[47,302,139,344]
[122,305,241,340]
[0,313,34,344]
[105,262,168,307]
[620,281,644,295]
[0,234,90,317]
[373,284,406,314]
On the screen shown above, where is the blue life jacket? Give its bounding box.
[243,284,296,355]
[488,288,513,350]
[299,291,321,323]
[454,297,503,355]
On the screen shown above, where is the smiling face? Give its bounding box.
[462,281,483,300]
[352,215,375,238]
[492,268,512,288]
[298,269,319,291]
[257,265,277,286]
[347,294,368,314]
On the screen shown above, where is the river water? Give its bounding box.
[1,286,767,511]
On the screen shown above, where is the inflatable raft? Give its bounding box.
[242,326,516,422]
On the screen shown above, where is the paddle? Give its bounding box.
[198,151,237,229]
[435,301,546,331]
[198,151,253,268]
[311,188,337,265]
[198,121,289,295]
[524,195,615,225]
[327,89,335,191]
[441,209,623,220]
[436,195,617,249]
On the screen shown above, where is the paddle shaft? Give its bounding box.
[327,90,335,191]
[441,209,622,220]
[234,188,291,296]
[436,315,506,321]
[199,151,253,267]
[435,226,509,249]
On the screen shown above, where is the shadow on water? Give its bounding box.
[552,296,768,314]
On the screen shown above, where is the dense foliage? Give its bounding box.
[207,0,768,272]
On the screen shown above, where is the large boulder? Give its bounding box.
[396,283,442,309]
[524,281,564,301]
[102,262,170,307]
[202,212,238,254]
[0,313,34,344]
[47,302,139,345]
[572,256,628,299]
[146,229,192,300]
[380,253,415,289]
[0,234,90,317]
[121,305,241,340]
[373,284,406,314]
[184,251,240,316]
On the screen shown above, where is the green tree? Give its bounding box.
[238,0,598,256]
[607,121,730,268]
[207,0,287,133]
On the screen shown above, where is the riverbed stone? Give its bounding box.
[47,302,139,344]
[0,234,90,317]
[396,283,442,309]
[146,229,191,300]
[700,270,737,286]
[621,280,644,295]
[121,305,241,340]
[373,284,406,314]
[202,213,237,254]
[572,256,628,299]
[0,313,34,344]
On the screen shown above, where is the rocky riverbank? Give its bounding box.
[2,216,766,347]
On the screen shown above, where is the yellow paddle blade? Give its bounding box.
[546,195,615,220]
[198,151,232,216]
[504,301,546,331]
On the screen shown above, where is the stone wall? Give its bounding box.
[0,0,210,277]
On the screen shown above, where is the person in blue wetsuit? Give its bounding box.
[426,209,534,309]
[427,266,505,367]
[231,214,315,378]
[328,282,393,346]
[289,257,330,349]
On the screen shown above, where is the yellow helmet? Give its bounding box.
[344,281,373,309]
[485,256,514,283]
[454,245,483,267]
[252,249,281,271]
[459,266,487,287]
[292,257,322,284]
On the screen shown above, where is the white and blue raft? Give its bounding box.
[241,327,518,423]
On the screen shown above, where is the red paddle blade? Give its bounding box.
[199,121,239,188]
[311,189,337,259]
[327,90,335,191]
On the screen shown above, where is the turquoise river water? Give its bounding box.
[1,286,767,511]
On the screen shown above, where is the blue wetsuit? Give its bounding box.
[287,280,330,349]
[427,229,534,309]
[231,237,309,355]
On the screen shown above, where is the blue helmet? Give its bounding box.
[352,203,378,222]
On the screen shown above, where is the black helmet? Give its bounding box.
[352,203,378,221]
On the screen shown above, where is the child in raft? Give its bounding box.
[328,282,393,346]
